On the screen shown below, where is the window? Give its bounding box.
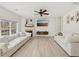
[0,20,18,36]
[1,20,10,35]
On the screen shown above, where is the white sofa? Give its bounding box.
[0,32,31,57]
[54,33,79,56]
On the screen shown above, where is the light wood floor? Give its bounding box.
[12,36,69,57]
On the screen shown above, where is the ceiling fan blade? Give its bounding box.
[34,13,39,15]
[43,10,47,13]
[43,13,49,15]
[34,11,39,13]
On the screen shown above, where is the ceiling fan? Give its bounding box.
[34,9,49,16]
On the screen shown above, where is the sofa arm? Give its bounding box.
[70,43,79,56]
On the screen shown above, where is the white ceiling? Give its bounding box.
[0,2,78,18]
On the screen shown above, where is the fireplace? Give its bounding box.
[37,31,48,35]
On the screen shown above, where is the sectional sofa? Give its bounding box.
[55,33,79,56]
[0,32,31,57]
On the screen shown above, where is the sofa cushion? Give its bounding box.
[0,43,8,53]
[65,35,79,43]
[5,34,19,42]
[8,37,27,50]
[63,33,79,43]
[72,33,79,37]
[8,38,21,49]
[0,37,9,44]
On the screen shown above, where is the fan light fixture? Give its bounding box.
[34,9,49,16]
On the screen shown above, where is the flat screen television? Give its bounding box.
[37,20,48,26]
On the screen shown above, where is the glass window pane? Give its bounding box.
[1,20,10,36]
[11,22,17,34]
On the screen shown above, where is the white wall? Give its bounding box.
[63,7,79,34]
[21,18,26,32]
[48,16,62,36]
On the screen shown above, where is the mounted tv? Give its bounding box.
[37,20,48,26]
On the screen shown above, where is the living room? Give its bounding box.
[0,2,79,57]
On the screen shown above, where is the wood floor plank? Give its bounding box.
[12,36,69,57]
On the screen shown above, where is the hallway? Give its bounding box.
[12,36,68,57]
